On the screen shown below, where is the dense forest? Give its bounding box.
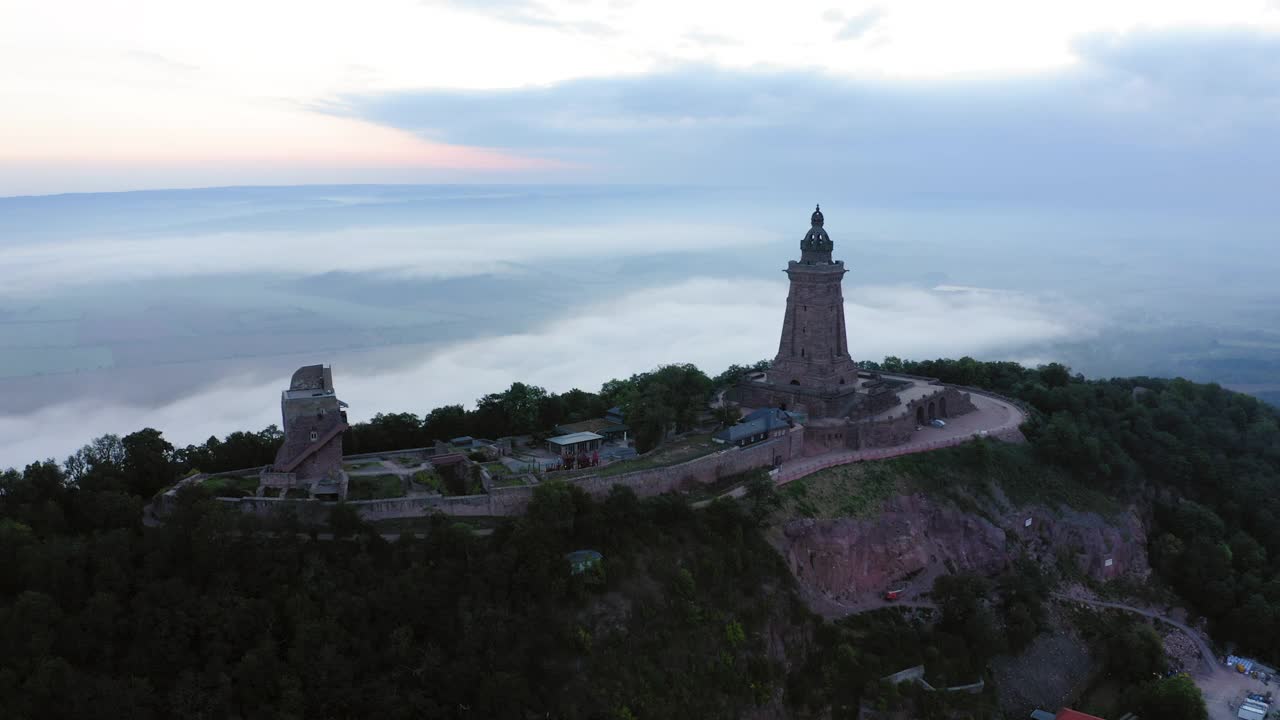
[867,356,1280,659]
[0,463,1008,719]
[3,355,1275,717]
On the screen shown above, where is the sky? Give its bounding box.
[3,0,1280,196]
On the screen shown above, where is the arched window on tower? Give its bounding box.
[801,348,805,358]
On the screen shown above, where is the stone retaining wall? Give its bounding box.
[155,383,1019,524]
[199,426,805,522]
[574,429,803,501]
[883,665,984,694]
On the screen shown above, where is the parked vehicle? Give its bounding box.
[930,418,946,428]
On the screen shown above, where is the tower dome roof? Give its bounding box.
[801,203,832,258]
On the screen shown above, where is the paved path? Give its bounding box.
[773,392,1027,485]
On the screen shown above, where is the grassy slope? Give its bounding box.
[346,474,405,500]
[779,440,1121,522]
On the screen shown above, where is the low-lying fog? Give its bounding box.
[2,185,1277,466]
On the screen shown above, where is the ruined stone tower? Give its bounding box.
[769,205,861,389]
[258,364,350,499]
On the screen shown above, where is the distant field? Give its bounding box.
[1224,385,1280,408]
[1216,339,1280,351]
[0,320,80,349]
[0,345,114,378]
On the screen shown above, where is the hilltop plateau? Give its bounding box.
[2,357,1277,718]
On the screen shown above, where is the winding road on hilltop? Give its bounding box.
[772,391,1028,485]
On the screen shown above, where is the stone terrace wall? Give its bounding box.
[852,386,978,451]
[217,491,511,521]
[353,493,498,520]
[573,429,804,501]
[218,496,331,525]
[342,447,433,462]
[197,428,803,522]
[882,665,984,694]
[159,384,1022,524]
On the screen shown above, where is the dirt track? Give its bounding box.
[1050,593,1221,677]
[1048,593,1273,720]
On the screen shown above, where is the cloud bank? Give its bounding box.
[0,278,1095,467]
[328,28,1280,210]
[0,221,772,297]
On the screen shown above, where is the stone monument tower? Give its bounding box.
[727,205,978,448]
[769,205,861,389]
[258,364,350,499]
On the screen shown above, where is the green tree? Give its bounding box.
[422,404,468,441]
[328,503,365,539]
[122,428,176,497]
[933,573,1001,660]
[1038,362,1072,388]
[628,385,675,454]
[1108,624,1166,682]
[1139,675,1207,720]
[65,434,126,491]
[744,472,782,525]
[712,404,741,429]
[475,381,550,436]
[711,360,770,388]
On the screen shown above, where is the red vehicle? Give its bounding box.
[884,588,905,601]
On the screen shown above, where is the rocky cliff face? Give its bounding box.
[777,494,1148,607]
[1007,505,1149,581]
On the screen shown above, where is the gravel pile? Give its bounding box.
[1162,628,1203,673]
[990,605,1095,716]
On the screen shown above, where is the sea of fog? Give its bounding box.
[2,184,1278,467]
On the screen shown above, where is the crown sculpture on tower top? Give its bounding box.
[801,203,834,254]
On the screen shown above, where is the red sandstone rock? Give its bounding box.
[778,494,1150,605]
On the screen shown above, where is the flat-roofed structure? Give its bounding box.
[1239,700,1268,720]
[547,431,604,456]
[713,407,795,447]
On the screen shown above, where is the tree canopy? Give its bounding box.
[6,354,1269,717]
